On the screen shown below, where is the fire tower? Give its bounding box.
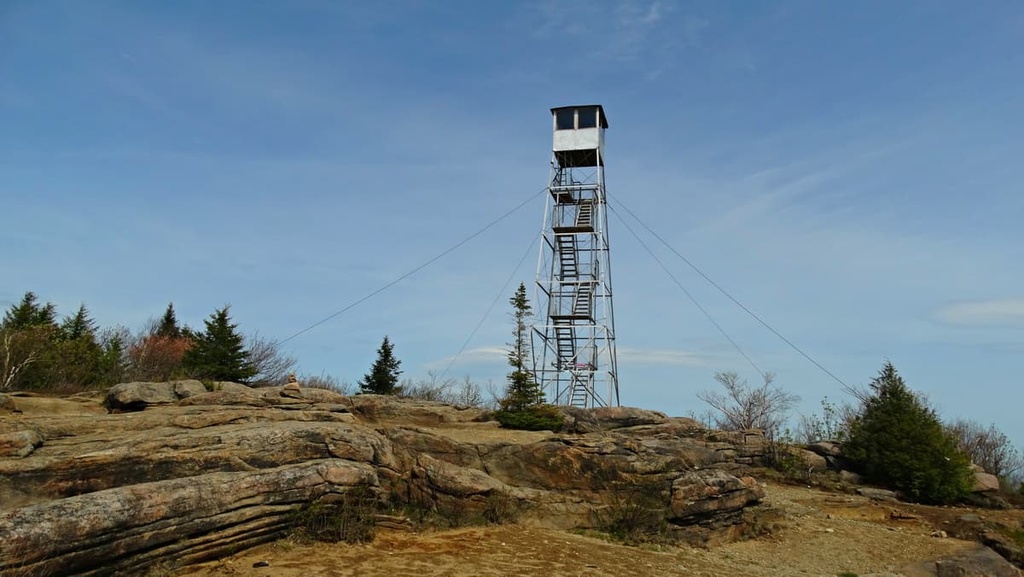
[531,105,619,408]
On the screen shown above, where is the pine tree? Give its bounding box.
[495,283,562,431]
[182,306,256,384]
[156,303,182,339]
[358,336,402,395]
[844,361,974,504]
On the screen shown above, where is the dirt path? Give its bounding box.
[186,483,984,577]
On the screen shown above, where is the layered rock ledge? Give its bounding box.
[0,382,768,575]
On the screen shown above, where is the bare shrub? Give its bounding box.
[697,371,799,438]
[591,472,669,544]
[450,375,484,407]
[795,396,851,444]
[399,372,452,402]
[289,487,379,544]
[300,373,354,395]
[246,332,297,387]
[399,372,485,407]
[123,318,193,382]
[947,419,1024,483]
[481,490,521,525]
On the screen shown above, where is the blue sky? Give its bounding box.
[2,1,1022,442]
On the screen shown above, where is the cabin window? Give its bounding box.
[555,109,575,130]
[577,107,597,129]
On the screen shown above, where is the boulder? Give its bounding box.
[0,429,42,458]
[857,487,899,501]
[794,448,828,472]
[558,406,669,433]
[839,470,863,485]
[669,469,765,523]
[898,544,1022,577]
[0,393,14,412]
[807,441,843,458]
[974,472,1001,493]
[105,380,208,411]
[981,531,1024,570]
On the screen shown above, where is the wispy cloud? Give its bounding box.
[532,0,701,78]
[617,347,708,367]
[933,298,1024,328]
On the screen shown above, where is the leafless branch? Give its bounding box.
[697,371,799,437]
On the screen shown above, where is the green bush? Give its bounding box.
[493,404,564,431]
[844,362,974,504]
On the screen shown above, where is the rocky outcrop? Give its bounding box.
[898,545,1023,577]
[0,384,768,575]
[670,469,764,522]
[0,393,14,412]
[558,406,671,433]
[0,429,42,458]
[344,394,487,424]
[982,531,1024,570]
[105,380,208,411]
[0,459,379,576]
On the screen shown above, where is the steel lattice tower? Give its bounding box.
[531,105,619,408]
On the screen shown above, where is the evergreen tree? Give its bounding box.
[501,283,545,411]
[53,304,104,388]
[60,304,97,341]
[1,292,59,389]
[96,327,129,385]
[494,283,562,431]
[182,306,256,384]
[358,336,402,395]
[156,303,182,339]
[844,361,974,504]
[2,292,57,330]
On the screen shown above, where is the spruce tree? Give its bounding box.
[54,304,104,387]
[495,283,562,431]
[844,361,974,504]
[182,306,256,384]
[502,283,545,410]
[359,336,402,395]
[156,303,182,338]
[60,304,97,341]
[2,292,57,330]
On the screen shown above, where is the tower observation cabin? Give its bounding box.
[532,105,619,408]
[551,105,608,168]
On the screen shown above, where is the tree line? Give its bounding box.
[0,292,296,391]
[0,287,551,432]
